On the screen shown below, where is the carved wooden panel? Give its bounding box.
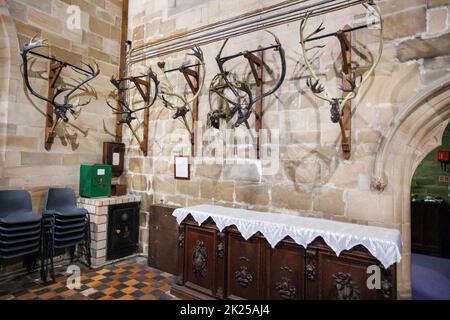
[176,225,185,286]
[215,232,226,299]
[266,240,305,300]
[306,242,396,300]
[184,224,217,296]
[305,248,318,298]
[227,232,264,300]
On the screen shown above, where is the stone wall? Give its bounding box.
[0,0,123,212]
[125,0,450,298]
[411,123,450,202]
[1,0,447,298]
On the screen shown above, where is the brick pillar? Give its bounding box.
[78,195,141,268]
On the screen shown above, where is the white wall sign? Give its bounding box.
[174,156,190,180]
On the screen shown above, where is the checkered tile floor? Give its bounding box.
[0,257,177,300]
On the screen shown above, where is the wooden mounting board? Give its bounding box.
[254,47,264,160]
[337,25,352,160]
[44,60,63,151]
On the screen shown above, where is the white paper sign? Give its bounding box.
[112,153,120,166]
[175,157,189,179]
[97,169,105,176]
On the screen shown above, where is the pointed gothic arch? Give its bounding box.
[371,75,450,298]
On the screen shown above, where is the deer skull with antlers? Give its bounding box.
[106,69,159,125]
[157,46,206,137]
[211,30,286,130]
[21,36,100,128]
[105,68,159,155]
[299,3,383,134]
[207,72,252,129]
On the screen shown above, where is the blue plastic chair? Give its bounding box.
[0,190,41,268]
[41,188,91,282]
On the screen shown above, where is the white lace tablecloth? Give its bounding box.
[173,205,402,268]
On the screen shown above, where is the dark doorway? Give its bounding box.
[410,123,450,300]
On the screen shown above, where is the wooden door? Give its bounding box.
[412,202,449,257]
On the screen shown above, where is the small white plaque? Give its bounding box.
[174,156,190,180]
[112,153,120,166]
[97,169,105,176]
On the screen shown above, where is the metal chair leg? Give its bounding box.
[24,253,38,273]
[41,218,48,282]
[41,217,54,283]
[69,245,76,263]
[40,250,45,281]
[23,255,31,272]
[50,224,55,283]
[40,220,48,282]
[44,216,56,283]
[40,224,45,281]
[84,213,92,267]
[47,230,53,282]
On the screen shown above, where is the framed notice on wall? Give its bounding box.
[174,156,190,180]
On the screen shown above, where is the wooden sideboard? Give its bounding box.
[172,216,397,300]
[147,204,179,275]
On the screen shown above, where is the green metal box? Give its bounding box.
[79,164,112,198]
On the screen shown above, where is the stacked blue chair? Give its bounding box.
[0,190,41,272]
[41,188,91,282]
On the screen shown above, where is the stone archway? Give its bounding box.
[371,75,450,298]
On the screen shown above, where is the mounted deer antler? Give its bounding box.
[207,72,252,129]
[21,36,100,121]
[157,46,206,137]
[106,68,159,156]
[21,35,99,150]
[157,46,206,157]
[299,2,383,158]
[214,30,286,129]
[106,69,159,124]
